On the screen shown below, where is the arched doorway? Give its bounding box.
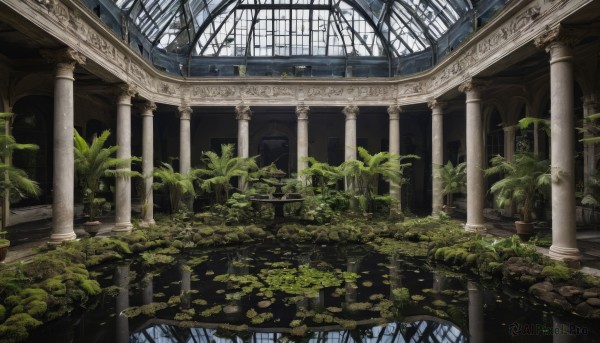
[259,136,290,175]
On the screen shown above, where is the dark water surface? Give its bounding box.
[25,243,600,342]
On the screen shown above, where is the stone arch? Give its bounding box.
[250,117,297,175]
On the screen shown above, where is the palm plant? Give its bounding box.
[433,161,466,208]
[153,162,196,213]
[485,152,551,223]
[339,147,419,213]
[74,129,139,222]
[300,157,343,197]
[0,112,41,229]
[193,144,258,204]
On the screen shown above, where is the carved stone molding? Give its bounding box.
[534,25,580,51]
[387,104,402,120]
[139,101,156,115]
[114,83,137,99]
[342,105,359,120]
[178,105,193,120]
[235,104,251,120]
[296,105,310,120]
[458,79,489,94]
[41,47,86,73]
[427,99,447,112]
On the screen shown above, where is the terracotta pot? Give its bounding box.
[83,221,101,237]
[442,205,455,215]
[515,221,535,241]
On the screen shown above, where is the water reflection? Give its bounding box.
[115,264,130,343]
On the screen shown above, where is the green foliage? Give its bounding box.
[153,162,195,213]
[541,263,573,282]
[74,129,139,221]
[339,147,419,213]
[300,157,343,196]
[193,144,258,204]
[0,113,41,228]
[433,161,466,206]
[485,153,550,222]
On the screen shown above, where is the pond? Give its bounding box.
[24,243,599,343]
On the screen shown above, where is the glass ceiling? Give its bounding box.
[114,0,473,59]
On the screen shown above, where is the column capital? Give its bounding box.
[458,79,488,94]
[235,103,252,120]
[139,101,156,115]
[534,25,580,51]
[503,125,518,133]
[114,83,137,99]
[387,104,402,120]
[428,99,447,112]
[178,105,193,120]
[342,104,359,120]
[296,105,310,120]
[41,47,86,68]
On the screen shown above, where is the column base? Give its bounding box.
[549,244,582,268]
[48,231,77,246]
[140,219,156,228]
[465,223,486,233]
[112,222,133,233]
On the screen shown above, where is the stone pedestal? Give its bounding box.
[429,100,446,216]
[43,48,85,245]
[113,84,136,233]
[459,80,486,232]
[141,101,156,225]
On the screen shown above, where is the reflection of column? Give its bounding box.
[140,101,156,225]
[552,316,576,343]
[42,48,85,244]
[235,104,251,191]
[296,105,310,183]
[429,100,446,216]
[582,96,599,196]
[467,281,484,343]
[113,84,137,233]
[535,27,582,264]
[142,274,153,305]
[115,264,130,343]
[459,80,486,232]
[389,256,402,299]
[345,256,360,307]
[178,105,192,176]
[388,104,402,211]
[180,264,191,309]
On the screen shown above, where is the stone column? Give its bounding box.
[459,80,486,232]
[140,101,156,225]
[535,27,582,264]
[503,125,517,217]
[235,104,251,190]
[388,104,402,209]
[582,96,599,195]
[343,105,359,162]
[296,105,310,183]
[113,84,137,233]
[42,48,86,244]
[178,105,192,176]
[429,100,446,216]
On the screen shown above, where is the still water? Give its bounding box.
[25,243,599,342]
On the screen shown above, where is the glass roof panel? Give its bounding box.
[113,0,473,58]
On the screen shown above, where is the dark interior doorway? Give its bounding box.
[259,137,289,175]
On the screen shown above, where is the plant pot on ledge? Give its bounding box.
[515,221,535,242]
[83,221,102,237]
[0,239,9,262]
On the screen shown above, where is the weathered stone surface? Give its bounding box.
[583,288,600,299]
[586,298,600,307]
[558,285,583,298]
[575,302,595,316]
[536,291,572,311]
[529,281,554,296]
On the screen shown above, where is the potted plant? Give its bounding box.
[434,161,466,214]
[74,129,139,236]
[485,152,551,241]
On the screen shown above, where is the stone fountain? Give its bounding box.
[251,170,304,227]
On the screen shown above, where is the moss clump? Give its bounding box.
[541,263,573,282]
[0,313,43,342]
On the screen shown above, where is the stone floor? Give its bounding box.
[2,212,600,276]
